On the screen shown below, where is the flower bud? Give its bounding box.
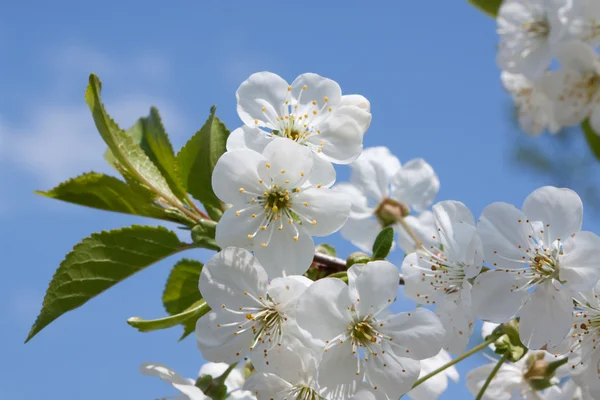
[346,252,371,267]
[374,198,410,227]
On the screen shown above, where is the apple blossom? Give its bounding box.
[212,138,350,277]
[472,186,600,350]
[296,260,445,399]
[403,200,483,353]
[196,247,312,364]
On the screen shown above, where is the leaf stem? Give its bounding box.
[411,334,499,390]
[476,353,508,400]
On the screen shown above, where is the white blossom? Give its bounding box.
[406,349,459,400]
[560,0,600,47]
[212,138,350,277]
[229,71,371,187]
[295,260,445,399]
[336,146,439,254]
[472,186,600,349]
[403,200,483,353]
[196,247,312,364]
[139,363,207,400]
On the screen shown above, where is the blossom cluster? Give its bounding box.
[496,0,600,135]
[142,71,600,400]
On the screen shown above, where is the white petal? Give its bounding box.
[307,153,336,187]
[406,350,456,400]
[308,111,364,163]
[268,275,312,317]
[333,105,371,134]
[379,308,445,360]
[292,188,350,236]
[237,71,289,129]
[199,247,268,311]
[260,138,313,187]
[296,278,352,342]
[559,231,600,290]
[226,125,272,152]
[397,211,437,253]
[195,311,253,363]
[401,252,439,304]
[393,158,439,212]
[365,353,421,399]
[519,280,574,349]
[215,206,264,250]
[466,362,523,400]
[471,271,529,323]
[253,336,317,386]
[317,340,362,396]
[212,149,266,205]
[340,216,385,253]
[140,363,208,400]
[252,222,314,277]
[291,73,342,120]
[555,41,599,71]
[541,69,592,127]
[435,293,475,354]
[350,146,401,201]
[522,186,583,243]
[198,362,228,379]
[477,202,533,269]
[334,183,373,218]
[348,260,400,317]
[341,94,371,112]
[244,372,292,400]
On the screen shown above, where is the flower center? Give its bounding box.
[527,243,561,282]
[350,319,380,345]
[374,197,410,227]
[523,19,549,38]
[286,385,323,400]
[244,304,286,350]
[263,187,292,213]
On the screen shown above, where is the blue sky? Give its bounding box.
[2,1,599,399]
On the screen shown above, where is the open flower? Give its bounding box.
[501,71,561,136]
[212,138,350,277]
[296,260,445,399]
[336,146,439,254]
[406,349,459,400]
[402,200,483,353]
[472,186,600,349]
[229,71,371,186]
[497,0,566,79]
[196,247,312,364]
[140,363,207,400]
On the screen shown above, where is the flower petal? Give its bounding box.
[215,206,264,250]
[522,186,583,243]
[334,183,374,218]
[397,211,437,253]
[435,293,474,354]
[226,125,273,152]
[244,372,293,400]
[348,260,400,317]
[333,105,372,134]
[140,363,208,400]
[519,280,574,349]
[307,153,336,187]
[341,216,386,253]
[379,308,445,360]
[292,188,350,237]
[308,111,364,163]
[559,231,600,290]
[392,158,439,212]
[365,353,421,400]
[317,340,362,397]
[296,278,352,342]
[260,138,314,187]
[268,275,312,317]
[407,351,456,400]
[237,71,289,129]
[199,247,268,311]
[466,362,523,400]
[476,202,533,269]
[341,94,371,112]
[212,149,267,205]
[195,311,254,364]
[350,146,401,201]
[401,252,439,304]
[471,270,529,323]
[291,73,342,123]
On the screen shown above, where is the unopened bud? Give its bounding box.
[347,252,371,268]
[375,198,410,227]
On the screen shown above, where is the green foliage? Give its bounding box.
[85,74,177,202]
[107,107,189,202]
[177,106,229,220]
[372,227,394,260]
[26,225,189,342]
[35,172,185,223]
[315,243,337,257]
[162,259,204,340]
[127,299,210,333]
[346,252,371,267]
[583,119,600,160]
[468,0,502,17]
[191,220,220,251]
[492,320,528,362]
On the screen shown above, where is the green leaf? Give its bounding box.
[372,227,394,260]
[176,106,229,220]
[191,222,220,251]
[127,299,210,333]
[316,243,336,257]
[107,107,189,202]
[163,259,204,339]
[26,225,191,342]
[583,119,600,160]
[35,172,186,223]
[468,0,502,17]
[85,74,177,202]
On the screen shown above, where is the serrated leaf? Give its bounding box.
[85,74,176,202]
[127,299,210,333]
[162,259,204,340]
[35,172,185,222]
[468,0,502,17]
[583,119,600,160]
[106,107,188,202]
[26,225,192,342]
[176,106,229,220]
[372,227,394,260]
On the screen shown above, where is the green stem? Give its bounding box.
[476,353,508,400]
[411,334,499,389]
[327,271,348,283]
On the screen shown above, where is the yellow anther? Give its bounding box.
[255,119,258,124]
[317,184,322,188]
[287,85,292,91]
[247,234,253,239]
[272,206,279,212]
[293,235,299,241]
[317,130,321,134]
[311,220,317,225]
[324,96,329,102]
[263,191,268,196]
[260,225,267,231]
[278,226,283,230]
[265,163,271,168]
[239,188,245,193]
[317,148,323,153]
[294,188,301,192]
[303,202,309,206]
[328,107,332,112]
[300,172,305,176]
[304,114,308,119]
[285,180,289,184]
[281,169,286,173]
[261,106,266,112]
[251,214,257,218]
[312,100,317,105]
[258,179,263,183]
[235,211,240,216]
[320,141,325,146]
[312,110,317,115]
[246,313,253,320]
[289,219,293,224]
[302,85,307,90]
[261,243,267,247]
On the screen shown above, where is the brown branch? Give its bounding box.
[312,252,405,285]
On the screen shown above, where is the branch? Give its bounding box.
[312,252,405,285]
